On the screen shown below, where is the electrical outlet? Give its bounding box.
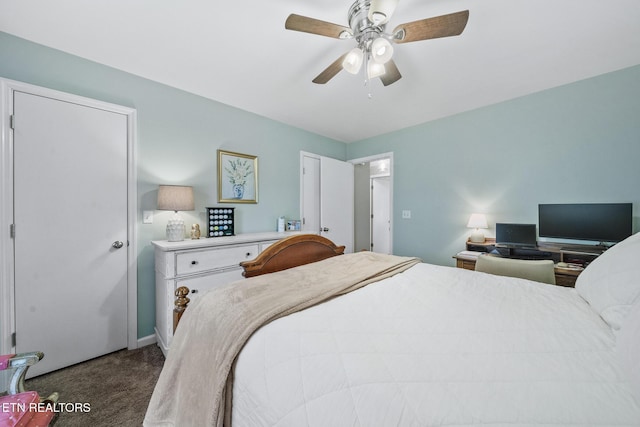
[143,210,154,224]
[402,210,411,219]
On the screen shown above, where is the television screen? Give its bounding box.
[495,223,537,248]
[538,203,632,243]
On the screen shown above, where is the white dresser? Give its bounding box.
[152,231,298,355]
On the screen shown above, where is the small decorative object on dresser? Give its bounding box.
[190,224,201,239]
[217,150,258,204]
[205,207,235,237]
[286,219,302,231]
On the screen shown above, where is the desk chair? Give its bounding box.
[475,254,556,285]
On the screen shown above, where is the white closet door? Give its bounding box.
[13,91,129,376]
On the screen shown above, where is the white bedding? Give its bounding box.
[233,263,640,426]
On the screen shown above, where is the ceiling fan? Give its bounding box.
[285,0,469,87]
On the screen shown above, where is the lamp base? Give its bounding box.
[469,230,485,243]
[166,213,185,242]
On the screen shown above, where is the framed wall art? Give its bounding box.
[217,150,258,203]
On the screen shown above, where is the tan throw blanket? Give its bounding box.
[144,251,421,427]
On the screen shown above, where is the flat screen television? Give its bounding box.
[495,223,537,248]
[538,203,632,243]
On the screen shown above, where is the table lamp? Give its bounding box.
[467,213,488,243]
[157,185,195,242]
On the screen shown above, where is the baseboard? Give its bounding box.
[137,334,157,348]
[154,328,169,357]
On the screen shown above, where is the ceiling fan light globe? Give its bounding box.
[369,12,387,25]
[371,37,394,63]
[368,0,399,25]
[342,48,364,74]
[367,61,386,79]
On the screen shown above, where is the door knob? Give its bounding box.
[112,241,124,249]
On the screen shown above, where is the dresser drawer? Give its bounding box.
[176,268,244,299]
[175,244,259,275]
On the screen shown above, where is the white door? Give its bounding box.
[320,157,354,253]
[371,177,391,254]
[13,90,129,376]
[301,156,321,235]
[300,153,354,253]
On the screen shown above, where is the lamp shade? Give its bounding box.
[157,185,194,212]
[467,213,488,229]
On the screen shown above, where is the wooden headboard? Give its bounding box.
[173,234,345,332]
[240,234,345,278]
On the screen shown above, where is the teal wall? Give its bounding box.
[0,32,346,339]
[2,31,639,340]
[347,65,640,265]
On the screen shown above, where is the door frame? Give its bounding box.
[0,78,138,354]
[348,152,394,253]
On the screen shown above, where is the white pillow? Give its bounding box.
[575,232,640,330]
[616,297,640,404]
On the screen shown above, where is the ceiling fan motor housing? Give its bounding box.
[348,0,387,47]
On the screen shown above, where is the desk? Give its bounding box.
[453,254,582,287]
[454,238,600,288]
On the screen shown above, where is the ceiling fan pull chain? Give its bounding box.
[365,79,374,99]
[363,51,374,99]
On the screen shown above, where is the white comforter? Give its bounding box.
[232,263,640,426]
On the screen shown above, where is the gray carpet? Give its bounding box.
[25,344,165,427]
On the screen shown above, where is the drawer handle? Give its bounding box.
[191,260,199,265]
[191,289,198,294]
[245,252,252,257]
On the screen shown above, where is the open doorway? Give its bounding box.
[350,153,393,254]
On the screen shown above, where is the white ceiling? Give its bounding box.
[1,0,639,143]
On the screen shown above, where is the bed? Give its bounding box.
[145,232,640,426]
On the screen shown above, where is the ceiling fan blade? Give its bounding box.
[312,53,349,84]
[392,10,469,44]
[286,14,353,39]
[380,60,402,86]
